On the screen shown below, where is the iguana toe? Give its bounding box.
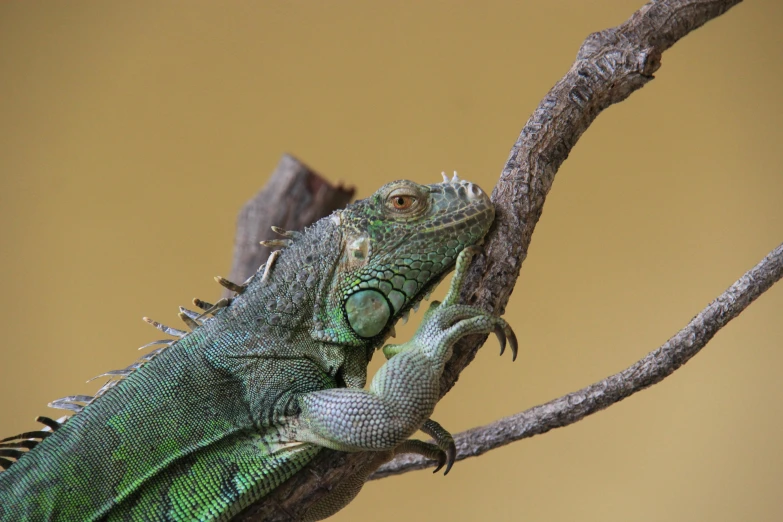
[494,321,518,361]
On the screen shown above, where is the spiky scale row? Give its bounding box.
[3,212,311,481]
[193,297,231,321]
[193,298,214,311]
[0,222,296,482]
[259,239,291,249]
[48,395,94,413]
[143,317,187,338]
[0,417,63,470]
[270,225,300,239]
[178,311,201,330]
[87,363,143,382]
[178,306,202,322]
[0,177,507,520]
[138,339,174,351]
[214,275,246,294]
[35,416,63,432]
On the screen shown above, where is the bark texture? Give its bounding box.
[237,0,756,519]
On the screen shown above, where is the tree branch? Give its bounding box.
[442,0,743,393]
[373,242,783,478]
[241,0,750,519]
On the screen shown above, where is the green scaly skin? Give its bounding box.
[297,246,517,521]
[0,176,509,521]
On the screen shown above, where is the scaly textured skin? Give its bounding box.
[298,247,517,521]
[0,176,500,521]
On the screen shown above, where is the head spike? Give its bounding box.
[95,379,121,398]
[193,297,231,321]
[271,225,289,237]
[0,431,50,444]
[0,449,24,460]
[142,317,187,338]
[178,311,200,331]
[35,416,62,432]
[261,250,281,282]
[0,440,37,449]
[52,395,94,403]
[48,395,93,413]
[259,239,292,249]
[138,339,174,351]
[270,226,301,239]
[139,347,167,361]
[192,298,214,311]
[452,171,460,182]
[214,276,246,294]
[49,403,82,413]
[86,363,142,383]
[178,307,201,321]
[441,171,449,183]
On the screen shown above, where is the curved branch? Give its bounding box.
[442,0,743,392]
[244,0,745,519]
[373,242,783,478]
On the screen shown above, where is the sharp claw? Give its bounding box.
[507,325,518,362]
[444,441,456,475]
[494,324,507,357]
[433,454,445,474]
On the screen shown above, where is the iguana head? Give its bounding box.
[317,175,494,343]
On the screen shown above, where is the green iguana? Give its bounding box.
[0,174,516,521]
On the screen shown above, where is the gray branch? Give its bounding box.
[373,242,783,478]
[240,0,755,519]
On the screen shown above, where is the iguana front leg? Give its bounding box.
[289,248,516,519]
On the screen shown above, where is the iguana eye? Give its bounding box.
[386,190,420,213]
[392,195,415,209]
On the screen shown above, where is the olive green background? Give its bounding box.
[1,1,781,520]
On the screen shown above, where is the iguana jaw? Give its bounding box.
[378,235,486,344]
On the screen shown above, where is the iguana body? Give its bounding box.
[0,175,513,521]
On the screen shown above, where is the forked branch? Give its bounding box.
[242,0,758,519]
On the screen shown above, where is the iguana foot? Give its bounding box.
[421,419,456,475]
[394,439,448,472]
[383,301,517,364]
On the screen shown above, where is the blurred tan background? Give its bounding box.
[1,1,782,520]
